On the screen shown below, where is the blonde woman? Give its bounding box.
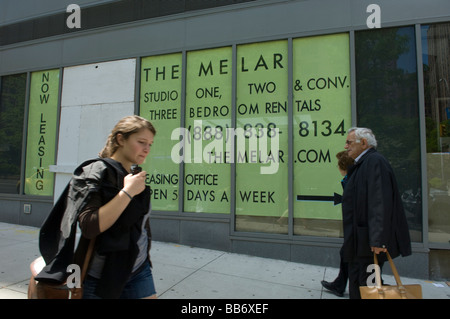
[65,115,156,299]
[37,115,156,299]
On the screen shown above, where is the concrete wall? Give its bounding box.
[1,0,450,75]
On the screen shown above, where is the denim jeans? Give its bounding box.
[82,260,156,299]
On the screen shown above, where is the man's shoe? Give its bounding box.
[321,280,344,297]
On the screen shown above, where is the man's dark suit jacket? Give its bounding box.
[341,148,412,263]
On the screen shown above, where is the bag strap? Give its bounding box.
[385,251,404,287]
[373,250,404,288]
[76,158,122,285]
[80,239,95,284]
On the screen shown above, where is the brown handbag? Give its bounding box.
[360,250,422,299]
[28,239,95,299]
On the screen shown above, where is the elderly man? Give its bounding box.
[341,127,412,299]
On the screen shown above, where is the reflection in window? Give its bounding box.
[0,74,26,194]
[355,26,422,242]
[422,23,450,245]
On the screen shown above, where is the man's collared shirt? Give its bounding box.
[354,148,371,163]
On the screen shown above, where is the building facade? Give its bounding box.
[1,0,449,280]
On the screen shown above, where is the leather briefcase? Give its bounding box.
[360,251,422,299]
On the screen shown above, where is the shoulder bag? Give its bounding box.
[28,238,95,299]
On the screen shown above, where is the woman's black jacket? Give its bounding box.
[35,158,150,298]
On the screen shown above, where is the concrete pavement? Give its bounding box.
[0,222,449,299]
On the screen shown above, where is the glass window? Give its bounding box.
[140,53,182,211]
[24,69,59,196]
[293,33,351,238]
[235,40,289,233]
[355,26,422,242]
[422,22,450,245]
[0,73,27,194]
[184,47,232,214]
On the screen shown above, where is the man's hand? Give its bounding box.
[371,246,387,254]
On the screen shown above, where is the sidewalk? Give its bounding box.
[0,222,449,299]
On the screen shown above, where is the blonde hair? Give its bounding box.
[99,115,156,158]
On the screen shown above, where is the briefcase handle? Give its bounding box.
[373,251,404,289]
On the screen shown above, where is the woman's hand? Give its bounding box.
[122,171,147,197]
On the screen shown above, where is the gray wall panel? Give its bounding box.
[184,0,353,47]
[0,200,20,224]
[0,0,115,25]
[0,41,63,74]
[60,20,188,66]
[0,199,53,227]
[351,0,450,27]
[180,220,231,251]
[18,201,52,227]
[150,218,181,243]
[1,0,450,75]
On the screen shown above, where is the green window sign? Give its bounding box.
[140,53,182,211]
[140,34,351,231]
[293,33,351,221]
[24,69,59,196]
[236,40,289,231]
[184,47,232,213]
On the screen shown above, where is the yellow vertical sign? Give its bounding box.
[25,69,59,195]
[184,47,232,213]
[140,53,182,211]
[235,40,289,222]
[293,33,351,220]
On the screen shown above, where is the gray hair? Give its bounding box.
[348,127,377,148]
